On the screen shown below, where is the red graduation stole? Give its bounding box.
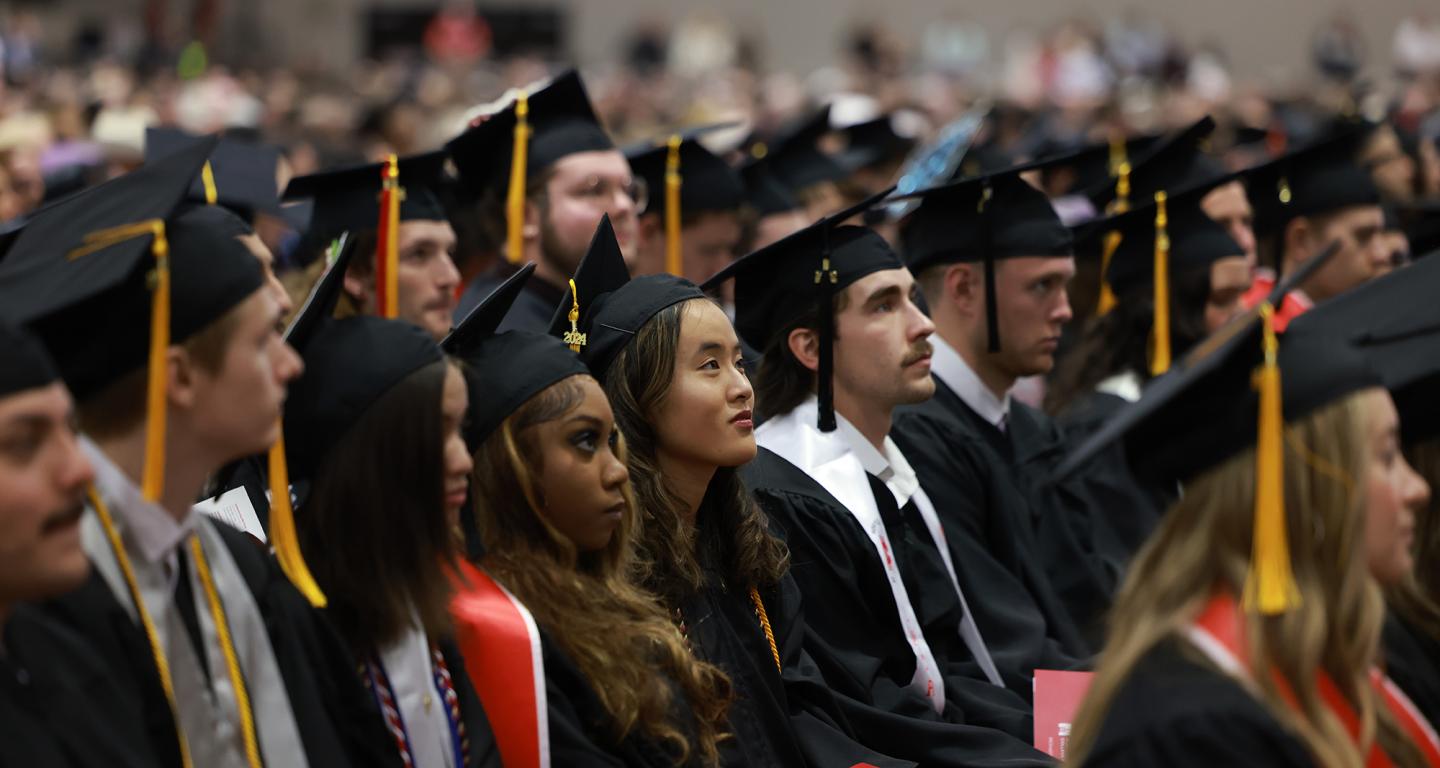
[449,560,548,768]
[1190,591,1440,768]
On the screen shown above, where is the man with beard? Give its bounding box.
[710,193,1050,767]
[449,70,642,330]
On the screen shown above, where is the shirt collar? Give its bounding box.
[81,436,197,566]
[929,335,1011,428]
[834,409,920,508]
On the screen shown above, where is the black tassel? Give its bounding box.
[817,226,837,432]
[979,183,1000,353]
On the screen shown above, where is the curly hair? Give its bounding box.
[601,298,789,608]
[467,374,733,765]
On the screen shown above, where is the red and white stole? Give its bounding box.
[1183,591,1440,768]
[449,559,550,768]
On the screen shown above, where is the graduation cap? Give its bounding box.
[896,160,1073,353]
[444,262,590,450]
[0,136,265,506]
[1074,172,1247,375]
[1289,252,1440,442]
[283,151,450,318]
[883,104,989,222]
[835,113,920,173]
[0,321,58,397]
[546,215,705,380]
[739,156,803,216]
[625,123,746,276]
[1245,124,1380,237]
[145,127,283,222]
[743,105,848,194]
[447,70,616,264]
[1027,131,1163,201]
[704,188,898,431]
[1085,117,1221,213]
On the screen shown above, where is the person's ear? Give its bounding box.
[947,262,982,315]
[166,347,199,410]
[787,326,820,373]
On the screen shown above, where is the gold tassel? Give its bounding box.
[1096,161,1131,316]
[200,161,218,205]
[1244,302,1300,614]
[267,428,326,607]
[68,220,171,503]
[377,154,401,319]
[505,90,532,265]
[1149,191,1172,376]
[664,134,683,277]
[564,278,586,352]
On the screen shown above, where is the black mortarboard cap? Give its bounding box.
[1245,125,1380,236]
[1027,132,1163,199]
[743,106,848,193]
[740,156,802,216]
[0,321,58,397]
[443,263,590,449]
[1396,201,1440,259]
[704,188,899,431]
[282,150,449,248]
[446,69,616,199]
[835,114,919,173]
[145,127,283,221]
[1086,117,1222,212]
[1289,252,1440,442]
[546,215,705,380]
[625,124,746,218]
[896,160,1073,352]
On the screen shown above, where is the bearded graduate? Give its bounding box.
[555,216,913,767]
[282,236,500,767]
[1060,298,1440,765]
[444,263,732,767]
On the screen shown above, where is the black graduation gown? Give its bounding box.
[891,382,1094,678]
[1054,388,1172,577]
[41,520,404,768]
[0,604,159,768]
[742,448,1055,768]
[679,566,913,768]
[1082,638,1316,767]
[455,267,566,332]
[1383,610,1440,729]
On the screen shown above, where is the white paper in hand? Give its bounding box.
[195,486,268,543]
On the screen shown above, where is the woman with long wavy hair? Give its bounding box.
[444,265,732,766]
[555,217,908,767]
[1062,316,1440,767]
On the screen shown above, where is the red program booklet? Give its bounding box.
[1033,669,1095,760]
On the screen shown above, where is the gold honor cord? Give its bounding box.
[90,486,264,768]
[89,485,194,768]
[505,90,532,264]
[748,587,781,673]
[1245,302,1300,615]
[1148,191,1172,376]
[664,134,683,277]
[67,220,170,503]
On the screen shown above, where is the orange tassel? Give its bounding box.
[505,91,532,265]
[1149,191,1172,376]
[1244,302,1300,614]
[664,134,683,277]
[376,154,401,319]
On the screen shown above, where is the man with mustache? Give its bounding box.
[889,168,1094,701]
[710,195,1051,766]
[0,322,159,766]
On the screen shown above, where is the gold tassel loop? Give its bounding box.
[1244,302,1300,615]
[268,428,326,607]
[1149,191,1172,376]
[505,91,532,264]
[664,134,683,277]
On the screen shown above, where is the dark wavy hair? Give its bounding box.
[753,291,850,423]
[298,359,457,654]
[467,374,732,765]
[602,298,789,607]
[1045,264,1212,417]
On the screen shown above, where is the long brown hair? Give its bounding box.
[602,298,788,607]
[468,374,732,765]
[1390,437,1440,643]
[1069,391,1428,768]
[298,359,458,655]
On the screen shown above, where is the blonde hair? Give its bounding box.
[1069,390,1427,768]
[466,375,732,765]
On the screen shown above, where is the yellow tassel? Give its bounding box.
[1149,191,1172,376]
[201,161,218,205]
[664,134,683,277]
[65,220,171,502]
[1096,162,1131,316]
[379,154,401,319]
[505,91,532,265]
[1244,302,1300,615]
[267,428,326,607]
[564,278,586,353]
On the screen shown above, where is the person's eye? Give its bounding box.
[0,432,41,463]
[874,301,893,313]
[607,429,620,449]
[571,430,599,453]
[701,359,721,371]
